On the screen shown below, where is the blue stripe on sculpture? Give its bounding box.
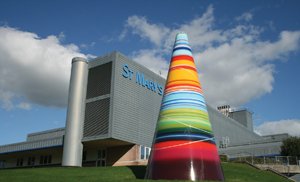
[155,134,215,143]
[174,44,191,49]
[163,92,205,103]
[174,42,190,46]
[163,99,206,106]
[172,49,193,56]
[161,103,208,112]
[173,47,192,52]
[156,131,213,137]
[162,100,206,109]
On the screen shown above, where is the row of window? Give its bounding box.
[83,150,107,167]
[14,146,150,168]
[87,146,151,162]
[16,158,23,167]
[16,155,52,167]
[82,149,107,161]
[84,146,150,162]
[40,155,52,165]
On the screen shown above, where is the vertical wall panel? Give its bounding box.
[83,98,110,137]
[83,61,112,139]
[86,62,112,99]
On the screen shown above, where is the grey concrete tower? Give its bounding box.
[62,57,88,167]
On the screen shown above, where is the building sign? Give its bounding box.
[122,64,163,95]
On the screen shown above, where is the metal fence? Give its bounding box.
[241,156,299,166]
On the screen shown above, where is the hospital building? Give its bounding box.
[0,52,288,169]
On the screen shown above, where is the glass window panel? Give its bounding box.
[140,146,145,160]
[102,150,106,159]
[48,155,52,164]
[40,156,43,164]
[44,156,48,164]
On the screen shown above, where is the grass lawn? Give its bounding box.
[0,162,290,182]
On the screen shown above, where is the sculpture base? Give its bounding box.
[146,140,224,181]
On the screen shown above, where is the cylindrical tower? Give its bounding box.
[62,57,88,167]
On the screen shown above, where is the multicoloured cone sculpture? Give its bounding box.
[145,33,224,181]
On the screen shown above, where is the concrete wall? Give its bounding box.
[109,145,139,166]
[82,144,147,167]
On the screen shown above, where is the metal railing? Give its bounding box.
[241,156,299,166]
[237,155,300,177]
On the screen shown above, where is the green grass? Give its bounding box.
[0,162,290,182]
[222,162,289,182]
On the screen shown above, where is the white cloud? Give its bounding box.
[80,41,96,49]
[235,12,253,22]
[17,102,31,110]
[255,120,300,136]
[175,5,226,50]
[121,15,170,46]
[0,91,14,110]
[0,26,89,109]
[121,5,300,107]
[131,49,169,77]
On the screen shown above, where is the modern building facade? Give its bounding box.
[0,52,288,169]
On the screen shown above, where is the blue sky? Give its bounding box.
[0,0,300,145]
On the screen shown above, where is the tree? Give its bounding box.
[280,136,300,157]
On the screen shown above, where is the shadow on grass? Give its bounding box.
[127,166,147,179]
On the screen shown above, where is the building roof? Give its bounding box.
[0,128,64,154]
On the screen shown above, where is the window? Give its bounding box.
[141,146,145,159]
[82,151,87,161]
[17,158,23,167]
[40,156,44,165]
[39,155,52,165]
[43,156,48,164]
[140,145,151,160]
[96,149,106,167]
[219,136,230,148]
[0,160,5,168]
[97,150,106,160]
[48,155,52,164]
[145,147,150,159]
[27,157,35,166]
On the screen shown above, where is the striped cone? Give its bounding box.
[145,33,224,181]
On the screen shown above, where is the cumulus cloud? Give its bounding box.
[131,49,169,77]
[121,5,300,107]
[0,26,89,110]
[120,15,170,46]
[235,12,253,22]
[0,91,14,110]
[255,120,300,136]
[16,102,31,110]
